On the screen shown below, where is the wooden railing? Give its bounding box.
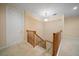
[26,30,62,56]
[35,33,46,49]
[26,30,36,47]
[26,30,46,49]
[46,40,53,44]
[52,31,62,56]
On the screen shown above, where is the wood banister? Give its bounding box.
[26,30,36,47]
[34,33,45,42]
[46,40,53,44]
[26,30,46,48]
[26,30,62,56]
[26,30,36,33]
[52,31,62,56]
[34,33,46,49]
[26,30,45,41]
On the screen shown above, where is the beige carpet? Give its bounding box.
[0,41,51,56]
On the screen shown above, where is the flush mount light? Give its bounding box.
[53,13,57,16]
[73,6,78,10]
[44,18,48,22]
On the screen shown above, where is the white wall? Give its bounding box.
[43,16,64,42]
[6,6,24,46]
[64,17,79,38]
[59,16,79,56]
[0,4,6,48]
[24,12,44,42]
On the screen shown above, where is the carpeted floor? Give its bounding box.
[0,41,51,56]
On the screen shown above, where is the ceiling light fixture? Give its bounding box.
[44,18,48,22]
[43,10,48,22]
[73,6,78,10]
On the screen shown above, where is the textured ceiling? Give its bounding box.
[7,3,79,19]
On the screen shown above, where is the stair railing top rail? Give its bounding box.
[34,33,45,42]
[26,30,45,42]
[26,30,53,44]
[46,40,53,44]
[26,30,36,33]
